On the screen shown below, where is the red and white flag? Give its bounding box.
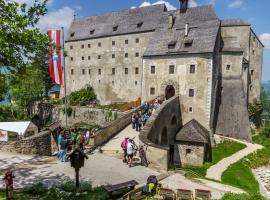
[47,29,63,85]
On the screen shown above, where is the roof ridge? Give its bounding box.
[75,4,166,20]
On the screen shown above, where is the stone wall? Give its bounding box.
[93,106,144,146]
[52,105,124,127]
[216,77,251,141]
[177,142,205,166]
[64,32,154,105]
[139,96,182,171]
[142,54,213,130]
[0,131,53,156]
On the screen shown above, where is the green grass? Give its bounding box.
[221,193,267,200]
[0,192,5,200]
[183,140,246,178]
[247,126,270,168]
[220,125,270,196]
[221,160,259,194]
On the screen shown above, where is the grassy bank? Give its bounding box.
[221,160,259,194]
[183,140,246,178]
[221,125,270,196]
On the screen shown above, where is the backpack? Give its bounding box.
[121,139,128,149]
[142,184,149,193]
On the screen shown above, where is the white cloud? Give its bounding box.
[209,0,216,5]
[37,6,74,33]
[12,0,54,6]
[189,0,198,7]
[139,1,176,11]
[259,33,270,49]
[228,0,243,8]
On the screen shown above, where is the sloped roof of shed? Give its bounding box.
[143,5,220,56]
[0,121,37,136]
[66,4,167,42]
[176,119,210,144]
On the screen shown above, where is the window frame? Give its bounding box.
[169,65,175,74]
[125,68,128,75]
[189,64,196,74]
[150,65,156,74]
[150,87,155,96]
[135,67,139,74]
[189,89,195,97]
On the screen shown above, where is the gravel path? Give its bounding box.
[206,136,263,181]
[0,151,159,189]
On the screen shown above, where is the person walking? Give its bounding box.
[143,112,150,125]
[126,139,136,167]
[121,137,129,163]
[131,113,136,129]
[135,114,139,132]
[57,130,63,158]
[59,136,68,162]
[138,116,142,131]
[85,129,91,145]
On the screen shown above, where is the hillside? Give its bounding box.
[262,81,270,93]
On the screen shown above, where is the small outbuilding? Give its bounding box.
[175,119,211,167]
[0,121,38,141]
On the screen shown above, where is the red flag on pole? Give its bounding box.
[47,29,63,85]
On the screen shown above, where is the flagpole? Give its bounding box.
[61,26,68,128]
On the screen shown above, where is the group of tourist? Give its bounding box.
[131,98,163,132]
[121,137,138,167]
[57,128,97,162]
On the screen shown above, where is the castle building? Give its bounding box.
[65,0,263,141]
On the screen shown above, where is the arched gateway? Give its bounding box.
[161,80,180,100]
[165,85,175,100]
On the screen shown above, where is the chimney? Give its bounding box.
[185,23,189,36]
[180,0,188,13]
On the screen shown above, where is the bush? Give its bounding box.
[9,182,108,200]
[69,85,96,106]
[59,181,92,193]
[22,182,47,196]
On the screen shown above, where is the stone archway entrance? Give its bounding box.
[165,85,175,100]
[161,80,180,99]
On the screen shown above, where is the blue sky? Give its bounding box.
[27,0,270,82]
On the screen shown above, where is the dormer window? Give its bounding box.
[184,39,193,47]
[137,22,143,28]
[70,32,75,37]
[168,40,176,49]
[90,29,95,35]
[113,25,118,31]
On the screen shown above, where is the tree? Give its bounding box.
[0,0,48,67]
[248,100,263,128]
[10,65,46,116]
[261,87,270,123]
[0,0,48,99]
[0,72,7,101]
